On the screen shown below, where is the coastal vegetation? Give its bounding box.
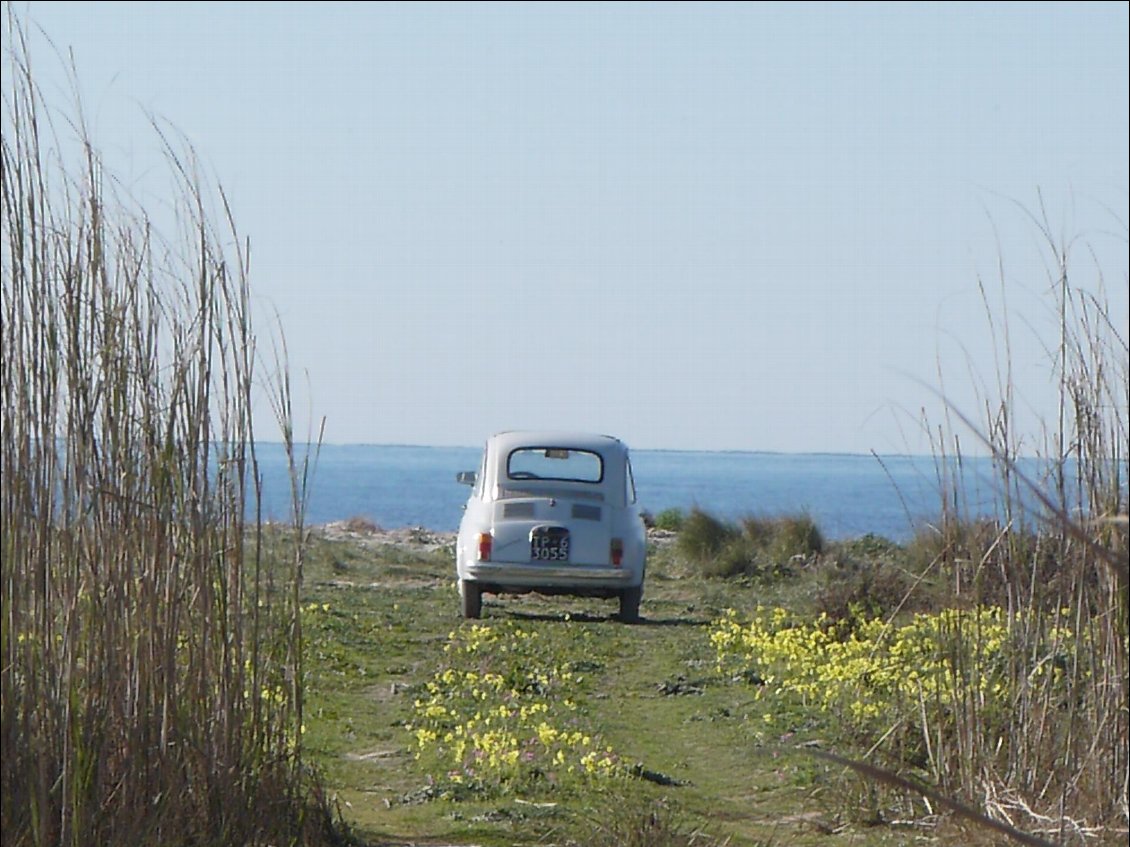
[288,485,1127,846]
[289,196,1127,844]
[1,14,335,845]
[3,7,1125,847]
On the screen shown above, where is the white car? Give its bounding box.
[455,431,647,622]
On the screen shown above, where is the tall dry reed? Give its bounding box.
[908,204,1128,840]
[2,12,332,846]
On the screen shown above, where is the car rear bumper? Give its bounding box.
[462,561,640,590]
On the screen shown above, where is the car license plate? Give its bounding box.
[530,526,569,562]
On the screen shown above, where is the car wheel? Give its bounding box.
[460,579,482,619]
[619,586,642,623]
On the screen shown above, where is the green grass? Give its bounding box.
[293,527,1126,847]
[295,535,814,845]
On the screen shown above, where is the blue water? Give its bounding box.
[249,443,1037,542]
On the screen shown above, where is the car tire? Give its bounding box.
[460,580,482,619]
[619,585,642,623]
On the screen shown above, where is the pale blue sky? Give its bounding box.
[9,1,1129,453]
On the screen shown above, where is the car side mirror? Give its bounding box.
[456,470,477,486]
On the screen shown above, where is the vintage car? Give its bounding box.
[455,431,647,621]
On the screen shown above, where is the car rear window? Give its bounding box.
[507,447,603,484]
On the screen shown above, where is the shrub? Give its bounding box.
[738,515,775,548]
[837,533,902,560]
[710,604,1088,761]
[904,519,1071,610]
[680,509,827,580]
[699,536,758,579]
[813,560,918,625]
[676,508,738,562]
[769,513,824,560]
[743,513,824,567]
[653,507,686,532]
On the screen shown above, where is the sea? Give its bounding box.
[250,443,1040,543]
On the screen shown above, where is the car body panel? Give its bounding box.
[455,431,647,618]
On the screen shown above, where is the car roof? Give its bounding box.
[486,430,627,454]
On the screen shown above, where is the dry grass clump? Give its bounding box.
[652,507,687,532]
[676,507,738,562]
[677,508,824,579]
[890,207,1128,837]
[747,513,824,564]
[577,793,725,847]
[903,518,1081,611]
[811,558,919,624]
[1,12,335,846]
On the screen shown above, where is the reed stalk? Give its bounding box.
[2,11,334,845]
[908,203,1128,838]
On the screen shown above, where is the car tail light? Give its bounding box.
[610,538,624,567]
[478,532,493,561]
